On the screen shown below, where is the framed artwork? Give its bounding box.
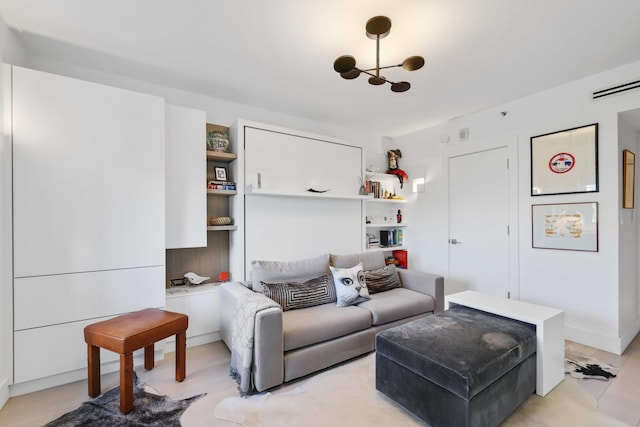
[532,202,598,252]
[530,123,598,196]
[623,149,635,209]
[214,166,228,181]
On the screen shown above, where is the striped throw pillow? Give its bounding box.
[364,264,402,294]
[261,273,337,311]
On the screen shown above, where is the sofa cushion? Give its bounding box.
[356,288,435,325]
[282,302,372,351]
[364,264,402,294]
[330,251,385,270]
[261,273,336,311]
[330,263,371,307]
[251,253,330,293]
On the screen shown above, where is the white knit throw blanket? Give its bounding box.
[230,292,280,396]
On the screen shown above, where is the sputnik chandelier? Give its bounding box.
[333,16,424,93]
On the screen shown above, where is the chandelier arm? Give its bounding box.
[362,64,403,72]
[359,69,398,85]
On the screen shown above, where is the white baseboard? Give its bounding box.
[9,349,165,397]
[564,324,625,355]
[0,376,9,410]
[165,332,220,353]
[620,317,640,353]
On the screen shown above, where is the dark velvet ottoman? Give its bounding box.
[376,305,536,427]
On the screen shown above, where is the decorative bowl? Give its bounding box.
[209,216,232,226]
[207,131,229,152]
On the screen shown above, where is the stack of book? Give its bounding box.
[208,180,236,190]
[380,229,403,247]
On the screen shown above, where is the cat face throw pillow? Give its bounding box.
[329,262,370,307]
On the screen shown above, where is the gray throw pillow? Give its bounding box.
[330,251,385,270]
[251,253,330,293]
[261,273,336,311]
[364,264,402,294]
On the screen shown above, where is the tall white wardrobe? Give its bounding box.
[6,65,166,393]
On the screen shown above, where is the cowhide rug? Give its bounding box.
[565,349,620,380]
[45,372,205,427]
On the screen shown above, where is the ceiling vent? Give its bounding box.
[592,79,640,101]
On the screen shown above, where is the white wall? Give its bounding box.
[618,114,640,348]
[0,17,27,409]
[387,60,640,354]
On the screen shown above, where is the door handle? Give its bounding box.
[448,238,462,245]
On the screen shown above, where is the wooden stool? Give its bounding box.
[84,308,188,414]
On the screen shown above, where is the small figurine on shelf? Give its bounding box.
[397,209,402,224]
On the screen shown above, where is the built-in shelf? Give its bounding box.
[366,245,408,253]
[206,151,237,163]
[366,223,407,228]
[366,198,407,204]
[207,225,237,231]
[207,189,237,196]
[245,185,373,201]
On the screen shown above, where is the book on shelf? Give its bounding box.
[208,180,236,190]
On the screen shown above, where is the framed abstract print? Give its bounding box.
[531,202,598,252]
[530,123,598,196]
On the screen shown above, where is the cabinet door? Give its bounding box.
[12,66,165,277]
[165,104,207,248]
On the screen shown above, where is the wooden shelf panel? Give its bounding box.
[207,189,237,196]
[207,225,237,231]
[206,151,237,162]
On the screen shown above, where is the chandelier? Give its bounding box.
[333,16,425,93]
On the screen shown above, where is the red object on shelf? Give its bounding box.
[218,271,229,282]
[392,250,408,269]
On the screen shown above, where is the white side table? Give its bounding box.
[445,291,564,396]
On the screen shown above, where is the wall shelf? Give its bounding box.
[207,225,237,231]
[245,185,373,201]
[366,245,408,253]
[366,223,407,228]
[206,151,237,163]
[366,198,407,204]
[207,189,237,196]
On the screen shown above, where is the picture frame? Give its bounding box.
[623,149,635,209]
[530,123,598,196]
[214,166,228,181]
[531,202,598,252]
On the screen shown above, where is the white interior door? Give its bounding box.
[448,147,510,297]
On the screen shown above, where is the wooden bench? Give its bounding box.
[84,308,188,413]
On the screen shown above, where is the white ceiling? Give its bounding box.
[1,0,640,137]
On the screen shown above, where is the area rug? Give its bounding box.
[215,353,628,427]
[565,349,620,380]
[45,372,205,427]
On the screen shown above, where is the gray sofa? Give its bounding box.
[219,251,444,393]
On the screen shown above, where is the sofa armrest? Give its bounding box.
[219,282,285,392]
[397,269,445,313]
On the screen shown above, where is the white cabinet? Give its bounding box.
[165,104,207,248]
[165,284,220,351]
[7,65,166,387]
[12,66,165,277]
